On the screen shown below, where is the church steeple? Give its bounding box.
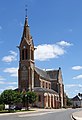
[18,11,35,92]
[22,17,31,42]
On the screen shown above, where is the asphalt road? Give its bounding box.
[0,108,81,120]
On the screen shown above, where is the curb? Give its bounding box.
[72,110,82,120]
[0,108,66,116]
[0,110,37,116]
[72,115,76,120]
[72,115,82,120]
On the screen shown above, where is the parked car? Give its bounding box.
[9,105,22,110]
[14,106,22,110]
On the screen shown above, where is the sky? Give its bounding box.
[0,0,82,98]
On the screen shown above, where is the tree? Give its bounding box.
[0,94,3,104]
[66,95,72,106]
[23,91,37,110]
[27,91,37,104]
[1,89,16,111]
[14,91,22,104]
[1,89,37,111]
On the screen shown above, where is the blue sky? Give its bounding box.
[0,0,82,98]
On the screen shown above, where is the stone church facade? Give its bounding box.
[18,16,66,108]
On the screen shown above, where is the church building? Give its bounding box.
[18,15,65,108]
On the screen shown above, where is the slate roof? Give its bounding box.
[35,67,50,81]
[35,67,59,81]
[72,95,80,101]
[46,70,58,80]
[34,87,58,94]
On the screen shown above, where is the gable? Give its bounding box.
[47,70,58,80]
[20,37,30,47]
[72,95,80,101]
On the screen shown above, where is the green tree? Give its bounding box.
[14,91,22,104]
[27,91,37,104]
[1,89,16,111]
[1,89,37,111]
[24,91,37,110]
[0,94,3,104]
[66,95,72,106]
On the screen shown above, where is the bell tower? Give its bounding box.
[18,15,35,91]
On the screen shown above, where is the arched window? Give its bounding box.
[22,49,24,60]
[22,47,28,60]
[38,95,41,102]
[46,83,47,88]
[43,81,44,88]
[25,49,28,59]
[31,50,34,60]
[49,84,51,89]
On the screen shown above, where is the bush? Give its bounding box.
[0,104,4,111]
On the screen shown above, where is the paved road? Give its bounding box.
[0,108,81,120]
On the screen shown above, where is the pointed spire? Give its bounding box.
[22,5,31,41]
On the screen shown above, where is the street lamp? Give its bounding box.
[25,94,29,110]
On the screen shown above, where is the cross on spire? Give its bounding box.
[25,5,28,18]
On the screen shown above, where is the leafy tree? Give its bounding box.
[14,91,22,104]
[23,91,37,110]
[1,89,15,105]
[27,91,37,104]
[66,95,72,106]
[1,89,16,111]
[0,104,4,111]
[0,95,3,104]
[1,89,37,111]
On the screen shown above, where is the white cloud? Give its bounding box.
[0,89,5,93]
[0,76,5,84]
[57,41,73,47]
[2,50,17,63]
[3,67,18,77]
[8,82,17,85]
[5,86,17,90]
[65,84,82,88]
[0,76,5,80]
[0,86,17,92]
[65,84,76,88]
[10,50,17,56]
[73,75,82,79]
[0,81,5,84]
[0,81,17,85]
[34,44,65,61]
[72,66,82,70]
[34,41,72,61]
[65,84,82,97]
[20,22,23,27]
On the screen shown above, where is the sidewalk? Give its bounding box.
[0,108,66,116]
[72,110,82,120]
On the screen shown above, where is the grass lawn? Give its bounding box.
[0,109,35,113]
